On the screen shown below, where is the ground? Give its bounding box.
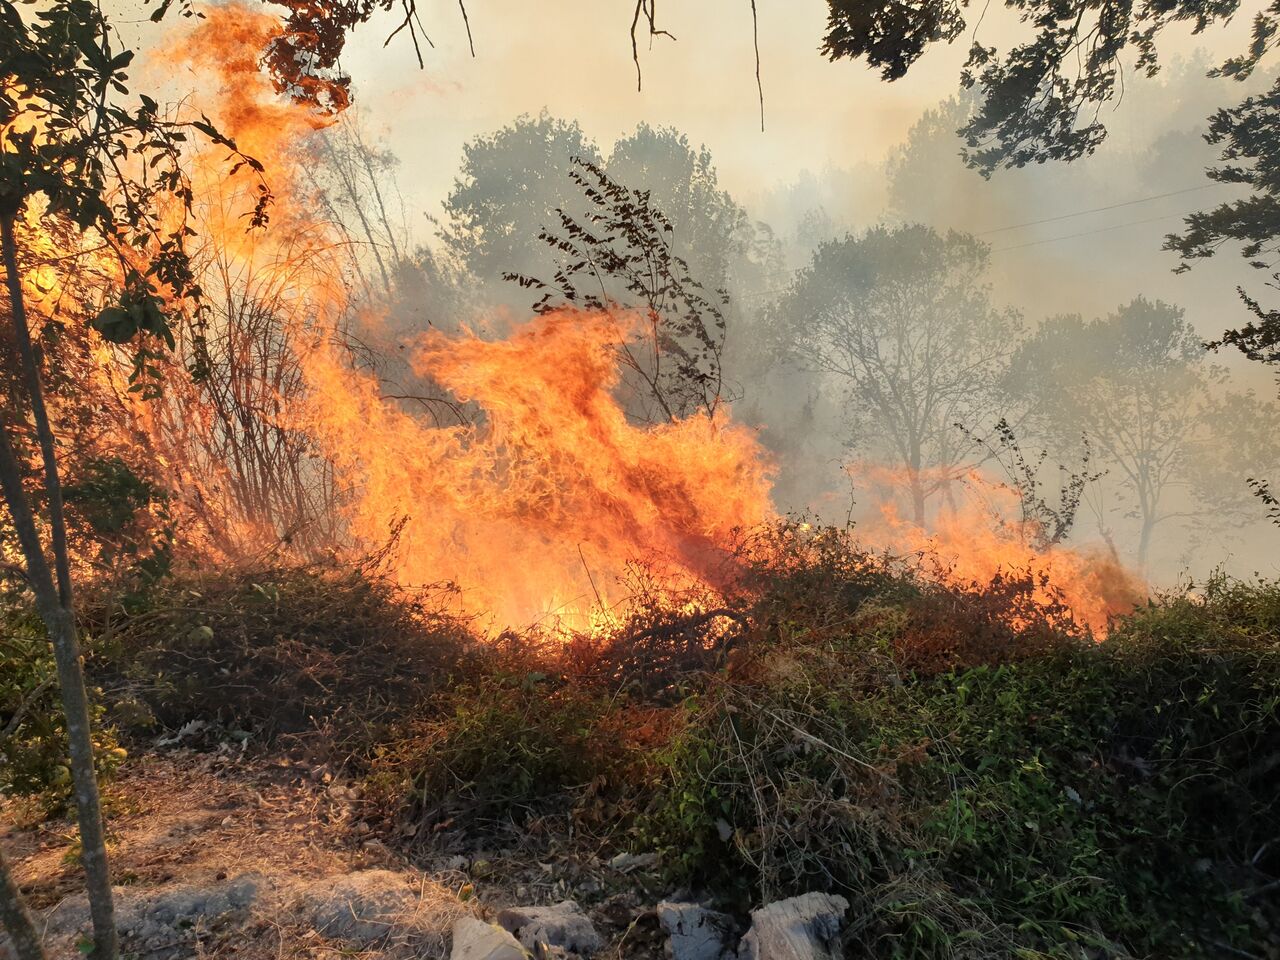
[1,749,667,959]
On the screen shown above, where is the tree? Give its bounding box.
[1008,298,1235,569]
[1166,79,1280,359]
[507,159,732,423]
[440,113,602,290]
[821,0,1280,366]
[607,124,753,296]
[771,224,1022,526]
[0,4,252,956]
[0,846,41,960]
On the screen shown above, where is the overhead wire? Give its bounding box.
[990,211,1193,252]
[977,183,1217,236]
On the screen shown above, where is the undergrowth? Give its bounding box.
[2,523,1277,957]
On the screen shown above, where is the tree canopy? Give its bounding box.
[772,223,1021,525]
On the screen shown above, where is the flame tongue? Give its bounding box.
[300,310,776,629]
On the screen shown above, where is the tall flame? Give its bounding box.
[300,311,774,628]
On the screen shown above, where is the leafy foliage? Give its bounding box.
[0,603,124,805]
[0,0,263,391]
[644,572,1280,957]
[821,0,1248,174]
[507,158,733,422]
[1167,77,1280,360]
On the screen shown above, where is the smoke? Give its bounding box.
[119,0,1280,602]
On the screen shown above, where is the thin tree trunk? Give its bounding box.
[0,215,117,960]
[908,465,926,528]
[0,843,46,960]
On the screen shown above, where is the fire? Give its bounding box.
[299,310,775,629]
[6,1,1144,639]
[854,466,1145,635]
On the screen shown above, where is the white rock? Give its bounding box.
[452,916,530,960]
[736,893,848,960]
[657,901,733,960]
[497,900,603,956]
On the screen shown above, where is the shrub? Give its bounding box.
[0,597,125,805]
[89,561,476,754]
[641,576,1280,957]
[364,671,674,844]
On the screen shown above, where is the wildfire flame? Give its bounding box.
[11,2,1144,638]
[854,466,1145,635]
[299,310,775,628]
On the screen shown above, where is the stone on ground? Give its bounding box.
[657,901,734,960]
[497,900,603,955]
[736,892,848,960]
[451,916,530,960]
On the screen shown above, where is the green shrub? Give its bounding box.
[641,576,1280,958]
[365,671,669,840]
[1,601,125,805]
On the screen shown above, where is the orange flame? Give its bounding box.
[854,465,1145,635]
[299,310,775,628]
[41,2,1140,639]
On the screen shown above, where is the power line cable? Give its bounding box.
[991,211,1189,252]
[977,183,1216,236]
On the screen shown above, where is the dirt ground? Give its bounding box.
[1,749,669,959]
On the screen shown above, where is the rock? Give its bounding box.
[608,851,659,873]
[452,916,530,959]
[736,893,848,960]
[657,901,733,960]
[497,900,603,956]
[298,869,414,945]
[44,873,261,944]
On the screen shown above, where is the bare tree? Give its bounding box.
[772,224,1021,526]
[507,158,734,424]
[1008,298,1239,569]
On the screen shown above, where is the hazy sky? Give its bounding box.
[323,0,1255,212]
[317,1,1266,348]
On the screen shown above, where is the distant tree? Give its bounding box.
[1008,298,1248,568]
[885,95,982,223]
[1186,389,1280,529]
[607,124,754,296]
[302,119,410,301]
[772,224,1022,526]
[821,0,1280,378]
[440,113,602,289]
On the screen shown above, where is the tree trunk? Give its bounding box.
[1137,517,1153,573]
[0,843,46,960]
[907,467,926,528]
[0,215,118,960]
